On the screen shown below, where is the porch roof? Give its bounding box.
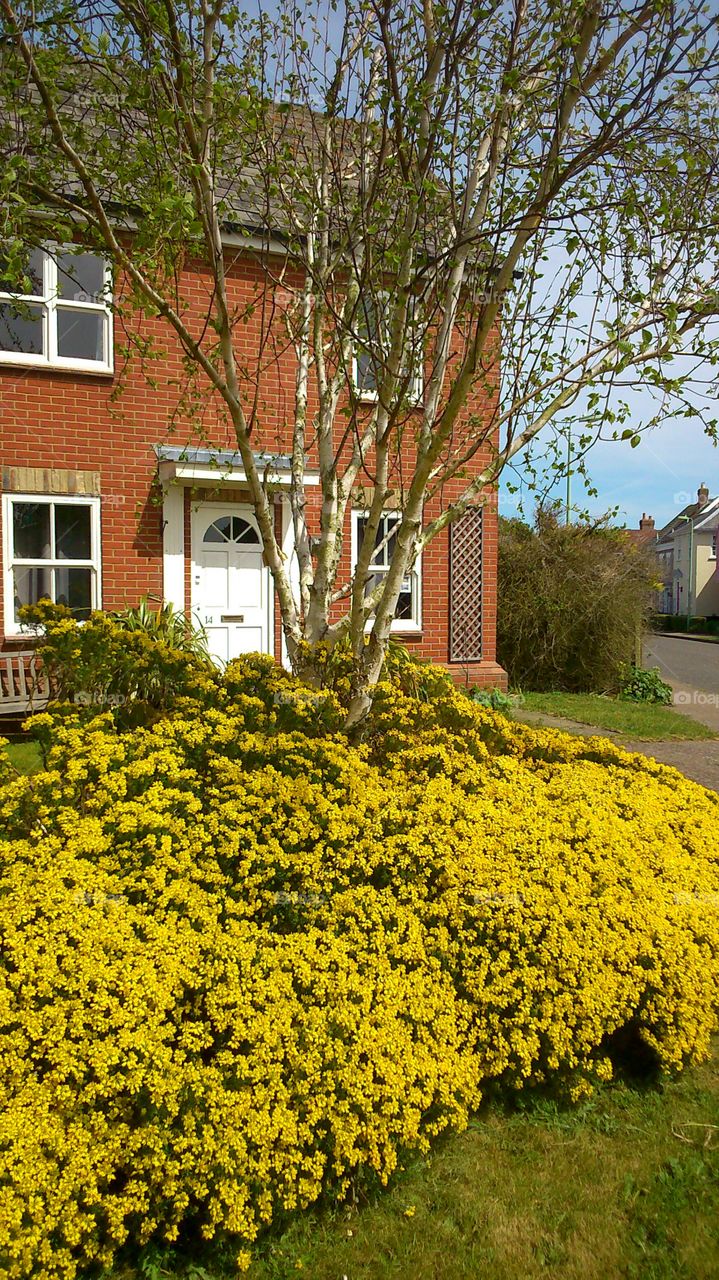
[154,444,319,486]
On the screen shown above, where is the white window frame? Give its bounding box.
[351,509,422,633]
[352,291,423,405]
[710,531,717,560]
[2,493,102,636]
[0,246,113,373]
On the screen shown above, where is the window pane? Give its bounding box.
[0,301,45,355]
[13,566,52,621]
[57,308,104,362]
[55,504,92,560]
[232,516,260,544]
[371,516,398,567]
[367,570,386,599]
[0,248,44,297]
[204,517,232,543]
[55,566,92,618]
[355,295,391,395]
[56,252,106,303]
[355,348,377,394]
[13,502,51,559]
[396,587,413,620]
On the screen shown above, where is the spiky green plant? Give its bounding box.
[111,599,211,662]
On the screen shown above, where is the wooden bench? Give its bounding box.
[0,651,50,715]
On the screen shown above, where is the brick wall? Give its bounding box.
[0,251,506,687]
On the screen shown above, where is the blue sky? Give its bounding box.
[500,414,719,532]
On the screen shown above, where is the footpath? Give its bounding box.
[513,707,719,794]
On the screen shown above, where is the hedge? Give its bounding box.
[1,654,719,1276]
[652,613,719,636]
[497,513,657,692]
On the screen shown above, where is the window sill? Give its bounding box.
[364,623,422,636]
[0,356,114,377]
[2,627,39,641]
[1,632,39,645]
[354,390,423,410]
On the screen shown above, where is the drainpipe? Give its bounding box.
[564,424,571,525]
[688,518,695,621]
[677,513,695,621]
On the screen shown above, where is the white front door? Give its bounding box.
[191,503,271,664]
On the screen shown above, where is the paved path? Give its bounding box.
[516,711,719,792]
[515,701,719,794]
[512,635,719,793]
[617,739,719,793]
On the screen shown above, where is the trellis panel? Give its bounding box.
[449,508,483,662]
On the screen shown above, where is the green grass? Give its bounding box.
[516,692,716,741]
[112,1050,719,1280]
[2,739,43,774]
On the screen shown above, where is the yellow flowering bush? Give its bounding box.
[1,653,719,1277]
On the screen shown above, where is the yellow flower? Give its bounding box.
[1,654,718,1278]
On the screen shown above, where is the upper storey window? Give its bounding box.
[0,247,113,373]
[353,292,423,405]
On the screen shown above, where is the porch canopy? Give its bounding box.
[154,444,319,487]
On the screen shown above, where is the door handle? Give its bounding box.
[221,614,245,622]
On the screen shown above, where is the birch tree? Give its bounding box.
[1,0,719,726]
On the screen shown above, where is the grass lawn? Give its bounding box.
[517,692,716,741]
[2,739,43,774]
[114,1050,719,1280]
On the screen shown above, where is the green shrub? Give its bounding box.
[618,663,673,704]
[651,614,719,637]
[112,597,211,658]
[18,600,219,726]
[652,613,689,632]
[1,661,719,1278]
[470,686,514,712]
[689,616,719,636]
[498,510,657,692]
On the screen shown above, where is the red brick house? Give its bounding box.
[0,241,505,687]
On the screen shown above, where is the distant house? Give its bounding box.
[651,485,719,617]
[626,513,657,548]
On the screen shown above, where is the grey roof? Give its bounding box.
[154,444,293,472]
[655,494,719,544]
[6,83,491,268]
[7,86,361,241]
[693,497,719,532]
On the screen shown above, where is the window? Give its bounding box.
[352,293,423,404]
[2,495,101,633]
[352,510,421,631]
[0,247,113,372]
[203,515,260,545]
[711,531,717,560]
